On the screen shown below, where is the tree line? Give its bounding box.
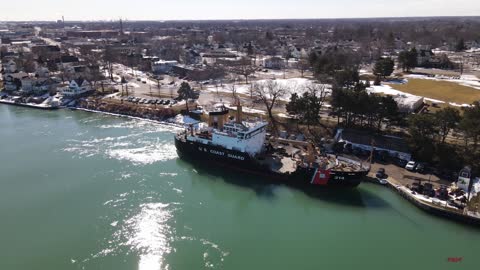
[407,104,480,173]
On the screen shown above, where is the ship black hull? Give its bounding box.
[175,136,368,188]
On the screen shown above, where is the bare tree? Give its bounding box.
[234,56,255,84]
[103,45,115,81]
[296,57,310,78]
[228,83,237,100]
[252,80,288,134]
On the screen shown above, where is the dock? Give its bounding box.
[380,176,480,226]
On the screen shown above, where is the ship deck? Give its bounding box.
[259,154,298,174]
[267,141,369,173]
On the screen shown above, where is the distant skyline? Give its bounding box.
[0,0,479,21]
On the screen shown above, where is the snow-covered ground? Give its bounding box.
[205,78,330,101]
[168,114,199,125]
[224,104,266,115]
[368,83,443,103]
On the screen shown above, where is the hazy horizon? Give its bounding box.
[0,0,479,22]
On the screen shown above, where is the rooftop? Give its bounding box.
[338,129,410,154]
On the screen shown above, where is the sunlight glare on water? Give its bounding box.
[125,203,174,270]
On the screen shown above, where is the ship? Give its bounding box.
[174,104,370,188]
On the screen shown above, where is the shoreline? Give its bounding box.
[0,99,59,110]
[382,177,480,227]
[3,102,480,227]
[71,107,186,129]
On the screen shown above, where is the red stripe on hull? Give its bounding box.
[312,170,330,185]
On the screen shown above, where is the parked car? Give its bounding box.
[164,100,171,105]
[405,161,417,171]
[376,168,386,179]
[415,163,426,173]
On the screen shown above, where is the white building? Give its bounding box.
[151,60,178,74]
[62,78,93,97]
[393,94,424,113]
[263,56,285,69]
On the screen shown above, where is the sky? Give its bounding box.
[0,0,479,21]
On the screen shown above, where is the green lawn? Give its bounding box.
[388,78,480,105]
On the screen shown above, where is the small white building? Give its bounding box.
[263,56,285,69]
[457,166,473,192]
[62,78,93,97]
[393,94,424,113]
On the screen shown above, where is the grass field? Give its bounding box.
[388,78,480,105]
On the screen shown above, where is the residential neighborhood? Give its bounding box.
[1,11,480,270]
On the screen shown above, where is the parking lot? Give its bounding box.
[369,162,452,188]
[120,96,179,107]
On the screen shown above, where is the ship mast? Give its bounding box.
[234,96,242,124]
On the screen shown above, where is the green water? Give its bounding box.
[0,105,478,270]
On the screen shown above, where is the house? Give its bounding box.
[182,49,202,65]
[3,72,28,91]
[20,77,57,94]
[2,59,17,73]
[289,46,307,59]
[417,49,434,66]
[63,64,99,79]
[31,45,61,60]
[35,66,50,78]
[264,56,285,69]
[62,78,94,97]
[335,128,412,162]
[152,60,178,74]
[57,55,80,70]
[201,50,237,64]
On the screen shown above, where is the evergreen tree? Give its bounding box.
[435,107,461,143]
[459,101,480,150]
[398,48,417,72]
[373,57,395,79]
[286,86,325,129]
[407,114,438,161]
[455,38,467,52]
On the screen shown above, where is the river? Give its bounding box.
[0,105,478,270]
